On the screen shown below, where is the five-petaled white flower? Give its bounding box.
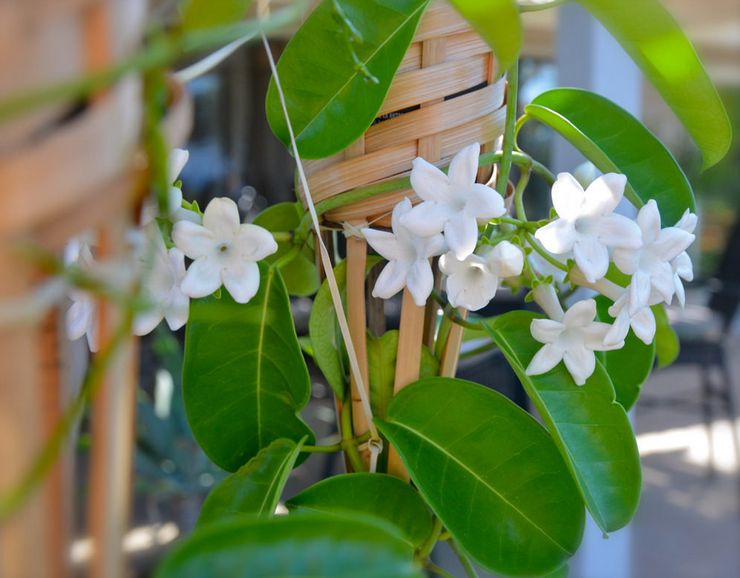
[64,236,99,352]
[401,143,505,260]
[526,293,622,386]
[173,197,277,304]
[141,148,200,225]
[535,172,642,284]
[612,200,695,313]
[362,197,446,307]
[604,289,659,346]
[440,241,523,311]
[670,209,697,308]
[133,229,190,336]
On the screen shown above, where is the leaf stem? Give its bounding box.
[424,562,456,578]
[417,515,444,561]
[496,62,520,195]
[524,231,569,273]
[340,397,366,472]
[449,539,480,578]
[513,167,531,221]
[301,432,371,454]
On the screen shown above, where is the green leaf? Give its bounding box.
[286,473,433,547]
[156,513,423,578]
[574,0,732,170]
[447,0,521,77]
[542,563,569,578]
[180,0,253,32]
[253,203,319,296]
[595,297,655,411]
[309,257,380,399]
[266,0,429,159]
[183,265,314,472]
[197,438,303,527]
[525,88,694,224]
[377,377,585,577]
[367,330,438,419]
[653,304,679,368]
[486,311,641,533]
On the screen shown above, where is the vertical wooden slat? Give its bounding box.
[439,309,467,377]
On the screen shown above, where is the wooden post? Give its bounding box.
[439,309,468,378]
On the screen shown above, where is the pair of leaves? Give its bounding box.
[183,264,314,472]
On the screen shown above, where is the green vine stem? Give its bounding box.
[449,538,480,578]
[513,167,531,221]
[340,397,366,472]
[301,431,370,454]
[496,62,520,196]
[416,515,444,561]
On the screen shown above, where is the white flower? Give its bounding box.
[133,230,190,336]
[440,241,523,311]
[64,237,98,352]
[401,143,505,260]
[362,198,446,306]
[535,172,642,284]
[613,200,695,312]
[173,197,278,304]
[141,149,200,225]
[670,209,697,307]
[526,298,622,386]
[604,289,659,346]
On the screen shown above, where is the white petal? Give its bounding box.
[439,252,468,276]
[673,274,686,308]
[582,323,622,351]
[637,200,661,244]
[406,259,434,306]
[400,201,449,238]
[526,343,564,377]
[173,206,202,224]
[86,321,99,353]
[650,262,676,303]
[133,309,164,336]
[675,209,697,233]
[180,258,222,298]
[444,212,480,260]
[236,224,278,261]
[563,345,596,386]
[172,220,216,259]
[169,148,189,182]
[631,307,657,345]
[583,173,626,216]
[448,143,480,190]
[164,289,190,331]
[673,252,693,281]
[422,233,448,259]
[535,219,577,254]
[372,260,408,300]
[410,157,450,202]
[445,266,497,311]
[630,271,652,314]
[363,229,406,262]
[223,261,260,304]
[604,309,630,346]
[466,183,506,220]
[563,299,597,327]
[531,318,564,344]
[612,247,640,276]
[551,173,586,220]
[595,214,642,249]
[573,238,609,283]
[168,186,184,216]
[651,228,694,262]
[487,241,524,278]
[66,299,94,341]
[203,197,241,236]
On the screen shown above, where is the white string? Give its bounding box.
[259,26,382,469]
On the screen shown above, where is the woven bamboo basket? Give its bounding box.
[0,1,191,577]
[302,1,507,476]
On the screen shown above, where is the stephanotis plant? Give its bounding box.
[29,0,731,577]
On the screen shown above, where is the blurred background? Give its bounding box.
[2,0,738,577]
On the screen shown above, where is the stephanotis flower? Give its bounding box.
[612,200,695,313]
[535,172,642,284]
[670,209,697,307]
[362,198,446,307]
[439,241,523,311]
[605,290,659,346]
[142,149,200,225]
[64,236,98,352]
[172,197,278,304]
[526,285,622,386]
[400,143,505,260]
[133,229,190,336]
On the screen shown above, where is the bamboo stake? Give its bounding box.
[439,309,468,377]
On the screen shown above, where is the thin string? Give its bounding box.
[259,21,382,468]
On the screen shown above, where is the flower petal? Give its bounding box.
[530,318,564,344]
[66,299,94,341]
[445,266,497,311]
[363,229,406,262]
[650,261,676,303]
[582,323,622,351]
[563,345,596,386]
[236,224,278,262]
[133,308,164,336]
[673,274,686,308]
[448,143,480,190]
[487,240,524,278]
[169,148,189,182]
[410,157,450,202]
[673,252,693,281]
[563,298,597,327]
[181,258,222,298]
[595,214,642,249]
[612,247,640,276]
[535,219,577,254]
[551,173,586,220]
[172,220,216,259]
[675,209,697,233]
[466,183,505,220]
[165,289,190,331]
[223,260,260,304]
[637,200,661,244]
[651,228,695,262]
[573,237,609,283]
[444,212,480,260]
[372,260,408,300]
[604,309,630,347]
[400,201,449,238]
[631,307,657,345]
[583,173,626,216]
[406,259,434,306]
[203,197,241,237]
[629,271,652,313]
[526,343,564,377]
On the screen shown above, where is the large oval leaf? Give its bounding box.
[377,378,585,577]
[287,473,433,548]
[525,88,694,224]
[447,0,521,77]
[156,513,423,578]
[574,0,732,170]
[266,0,429,159]
[486,311,641,533]
[183,265,314,472]
[197,438,303,527]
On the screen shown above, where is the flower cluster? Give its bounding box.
[64,149,277,350]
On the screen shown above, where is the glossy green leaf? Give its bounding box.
[542,563,569,578]
[486,311,641,533]
[367,330,438,419]
[595,297,655,411]
[156,513,423,578]
[180,0,253,31]
[525,88,694,224]
[377,378,585,577]
[197,438,303,527]
[653,304,680,368]
[447,0,521,77]
[309,257,380,399]
[266,0,429,159]
[183,265,314,472]
[574,0,732,170]
[253,203,319,296]
[286,473,433,547]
